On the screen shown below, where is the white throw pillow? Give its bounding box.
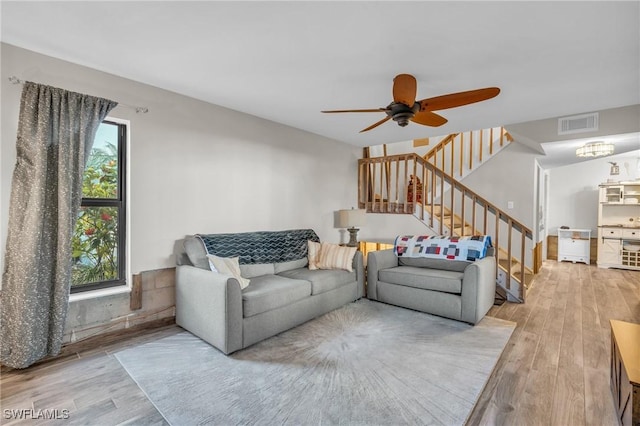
[308,240,321,270]
[207,257,218,273]
[206,254,251,289]
[317,242,356,272]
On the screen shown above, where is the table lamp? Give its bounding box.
[338,208,366,247]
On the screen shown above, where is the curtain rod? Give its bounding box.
[8,76,149,114]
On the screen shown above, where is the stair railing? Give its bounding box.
[358,152,533,302]
[422,127,513,178]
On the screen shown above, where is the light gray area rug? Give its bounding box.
[115,300,515,426]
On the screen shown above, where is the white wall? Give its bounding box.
[547,150,640,235]
[1,43,360,274]
[460,142,538,227]
[1,43,361,341]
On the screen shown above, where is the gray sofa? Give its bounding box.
[366,248,496,324]
[175,229,364,354]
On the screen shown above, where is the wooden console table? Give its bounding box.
[610,320,640,426]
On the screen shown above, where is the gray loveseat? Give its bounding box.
[175,229,364,354]
[366,248,496,324]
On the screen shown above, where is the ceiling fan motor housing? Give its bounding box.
[387,102,420,127]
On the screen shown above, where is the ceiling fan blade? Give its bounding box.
[392,74,417,107]
[418,87,500,111]
[411,110,448,127]
[360,116,391,133]
[321,108,387,113]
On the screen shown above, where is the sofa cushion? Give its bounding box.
[378,266,464,294]
[239,263,275,278]
[278,268,355,295]
[241,275,311,318]
[274,257,308,274]
[398,257,470,272]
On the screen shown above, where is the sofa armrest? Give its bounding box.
[366,249,398,300]
[175,265,243,354]
[460,256,497,324]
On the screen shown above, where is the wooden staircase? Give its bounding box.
[359,127,536,302]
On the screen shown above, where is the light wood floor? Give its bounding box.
[1,261,638,425]
[470,260,639,425]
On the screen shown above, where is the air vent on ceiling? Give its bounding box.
[558,112,599,135]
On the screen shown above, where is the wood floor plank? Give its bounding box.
[550,263,585,425]
[581,265,618,425]
[509,262,565,425]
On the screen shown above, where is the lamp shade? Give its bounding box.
[337,208,366,228]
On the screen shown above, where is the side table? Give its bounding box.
[610,319,640,426]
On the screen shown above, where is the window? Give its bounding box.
[71,120,127,293]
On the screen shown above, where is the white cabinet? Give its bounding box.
[598,237,621,265]
[558,229,590,264]
[598,181,640,270]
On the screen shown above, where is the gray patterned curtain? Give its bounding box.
[0,82,117,369]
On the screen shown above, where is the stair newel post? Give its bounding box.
[507,217,513,290]
[421,164,427,221]
[401,156,406,214]
[468,131,473,172]
[379,158,384,212]
[439,169,445,235]
[460,187,466,236]
[494,210,500,288]
[430,166,435,229]
[500,126,505,147]
[489,127,494,155]
[384,151,391,213]
[521,232,527,301]
[479,129,483,163]
[483,203,489,235]
[450,178,455,235]
[367,160,373,211]
[371,160,378,213]
[395,157,400,212]
[450,136,455,177]
[471,195,477,235]
[459,133,464,177]
[412,155,418,213]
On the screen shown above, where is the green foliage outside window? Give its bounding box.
[71,143,120,287]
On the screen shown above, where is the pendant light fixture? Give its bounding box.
[576,141,614,158]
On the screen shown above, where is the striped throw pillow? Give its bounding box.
[317,242,356,272]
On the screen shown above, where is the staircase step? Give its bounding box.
[441,215,463,227]
[452,225,474,236]
[512,270,535,288]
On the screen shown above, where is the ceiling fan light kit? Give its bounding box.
[321,73,500,133]
[575,141,614,158]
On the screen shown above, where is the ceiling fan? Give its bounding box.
[322,74,500,133]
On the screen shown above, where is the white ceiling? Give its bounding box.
[2,1,639,155]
